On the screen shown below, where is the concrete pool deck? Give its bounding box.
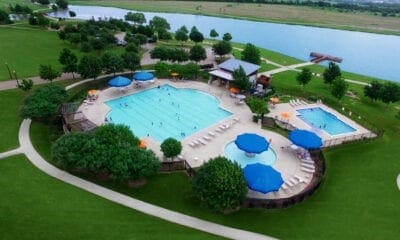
[79,79,313,199]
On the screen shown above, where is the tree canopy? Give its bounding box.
[150,16,170,31]
[364,80,383,101]
[210,29,219,38]
[192,157,247,213]
[101,52,124,76]
[380,82,400,105]
[212,41,232,57]
[59,48,78,79]
[246,96,269,119]
[189,45,207,62]
[323,62,341,84]
[189,27,204,43]
[331,77,348,100]
[231,66,251,91]
[296,68,312,88]
[39,64,61,83]
[125,12,146,25]
[222,32,232,41]
[122,51,141,72]
[175,29,189,43]
[55,0,69,9]
[160,138,182,161]
[78,55,102,80]
[241,43,261,65]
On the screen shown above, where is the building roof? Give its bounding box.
[218,59,260,76]
[209,69,233,81]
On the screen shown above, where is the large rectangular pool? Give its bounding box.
[105,84,232,142]
[297,107,356,135]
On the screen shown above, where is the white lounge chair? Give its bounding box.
[300,100,308,105]
[281,183,288,190]
[296,99,302,105]
[198,139,207,145]
[215,128,222,133]
[203,136,212,141]
[289,100,296,107]
[289,177,299,185]
[285,180,294,187]
[208,131,216,137]
[189,142,196,148]
[194,140,201,145]
[301,167,315,173]
[301,163,315,169]
[233,117,240,122]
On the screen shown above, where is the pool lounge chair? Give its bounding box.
[203,136,212,141]
[289,100,296,107]
[198,139,207,145]
[208,131,216,137]
[215,128,222,133]
[301,163,315,169]
[295,99,302,105]
[301,167,315,173]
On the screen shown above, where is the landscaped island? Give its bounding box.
[0,1,399,240]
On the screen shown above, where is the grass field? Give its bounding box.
[0,155,223,240]
[70,0,400,35]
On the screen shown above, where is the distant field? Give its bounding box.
[70,0,400,35]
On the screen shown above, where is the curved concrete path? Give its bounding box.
[397,174,400,190]
[7,118,275,240]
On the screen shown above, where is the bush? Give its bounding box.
[192,157,247,213]
[20,84,67,121]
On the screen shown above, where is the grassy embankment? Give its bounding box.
[70,0,400,35]
[0,155,223,240]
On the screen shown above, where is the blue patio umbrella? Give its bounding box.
[243,163,283,194]
[133,71,154,81]
[289,129,323,150]
[108,76,131,87]
[235,133,269,154]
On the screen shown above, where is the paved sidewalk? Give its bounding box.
[0,148,22,159]
[17,119,276,240]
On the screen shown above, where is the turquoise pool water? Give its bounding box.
[224,141,277,168]
[105,84,231,142]
[297,107,356,135]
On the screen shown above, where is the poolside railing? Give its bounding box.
[160,160,196,178]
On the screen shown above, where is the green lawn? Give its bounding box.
[0,155,223,240]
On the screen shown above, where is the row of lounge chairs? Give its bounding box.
[289,99,308,107]
[279,157,315,192]
[188,117,240,148]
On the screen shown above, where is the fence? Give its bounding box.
[322,131,377,147]
[160,160,196,178]
[242,150,326,209]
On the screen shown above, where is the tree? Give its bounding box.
[160,138,182,161]
[90,38,106,51]
[179,25,189,34]
[222,32,232,41]
[157,29,172,40]
[122,51,141,72]
[241,43,261,65]
[0,9,12,24]
[68,10,76,17]
[212,41,232,57]
[231,66,251,91]
[56,0,68,9]
[150,46,170,60]
[296,68,312,88]
[134,33,148,45]
[149,16,170,31]
[20,84,67,121]
[189,45,206,62]
[101,52,124,76]
[59,48,78,79]
[175,29,188,44]
[189,27,204,43]
[181,62,200,80]
[323,62,341,84]
[192,157,247,213]
[331,77,348,100]
[170,48,189,62]
[125,12,146,25]
[39,65,61,83]
[380,82,400,106]
[154,61,170,78]
[364,80,383,101]
[209,29,219,39]
[125,43,139,53]
[18,79,34,92]
[78,55,102,80]
[246,96,269,119]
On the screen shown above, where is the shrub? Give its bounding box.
[192,157,247,213]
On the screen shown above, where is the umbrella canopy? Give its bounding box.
[171,72,179,77]
[108,76,131,87]
[280,112,291,119]
[139,139,147,149]
[230,87,239,94]
[243,163,283,194]
[133,71,154,81]
[235,133,269,154]
[270,97,280,103]
[289,129,323,150]
[88,89,98,96]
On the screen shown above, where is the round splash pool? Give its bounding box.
[224,141,277,168]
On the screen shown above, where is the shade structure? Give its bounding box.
[243,163,283,194]
[280,112,291,119]
[133,71,154,81]
[289,129,323,150]
[235,133,269,154]
[230,87,239,94]
[88,89,98,96]
[139,139,147,149]
[108,76,131,87]
[270,97,280,103]
[171,72,179,77]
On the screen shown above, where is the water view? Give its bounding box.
[50,5,400,82]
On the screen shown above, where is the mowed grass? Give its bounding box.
[0,27,69,81]
[70,0,400,35]
[0,155,223,240]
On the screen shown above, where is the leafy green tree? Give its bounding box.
[78,55,102,80]
[154,61,170,78]
[296,68,312,88]
[0,9,12,24]
[364,80,383,101]
[331,77,348,100]
[380,82,400,106]
[181,62,200,80]
[125,12,146,25]
[231,66,251,91]
[59,48,78,79]
[189,45,206,62]
[212,41,232,57]
[101,52,124,76]
[246,96,269,119]
[39,64,61,83]
[149,16,170,31]
[222,32,232,41]
[150,46,170,60]
[134,33,148,45]
[125,43,139,53]
[179,25,189,34]
[241,43,261,65]
[189,27,204,43]
[170,48,189,62]
[90,38,106,51]
[80,42,92,52]
[20,84,67,121]
[18,79,34,92]
[323,62,341,84]
[209,29,219,39]
[192,157,247,213]
[122,51,141,72]
[160,138,182,161]
[68,10,76,17]
[175,29,189,44]
[56,0,68,9]
[157,29,172,40]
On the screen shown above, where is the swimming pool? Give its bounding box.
[224,141,277,168]
[105,84,231,142]
[297,107,356,135]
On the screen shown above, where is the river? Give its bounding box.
[49,5,400,82]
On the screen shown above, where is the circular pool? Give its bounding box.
[224,141,277,168]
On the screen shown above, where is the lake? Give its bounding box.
[49,5,400,82]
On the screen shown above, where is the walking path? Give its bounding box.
[258,62,314,76]
[0,147,22,159]
[397,174,400,190]
[6,119,275,240]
